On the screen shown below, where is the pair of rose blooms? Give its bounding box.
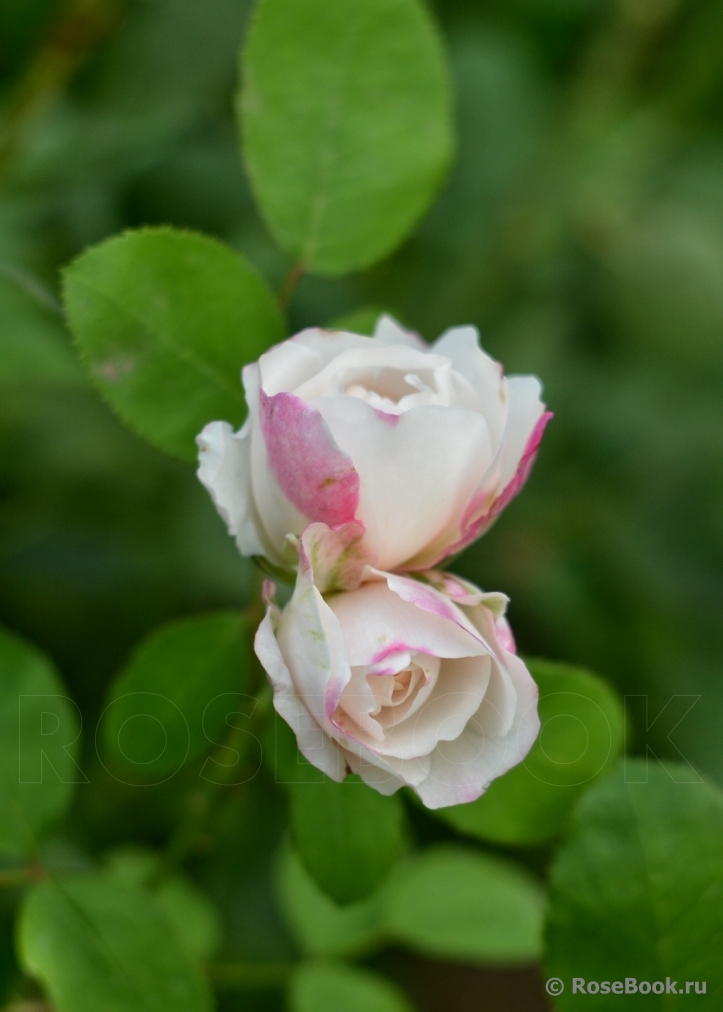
[197,316,551,810]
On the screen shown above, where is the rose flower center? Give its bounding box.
[333,652,440,744]
[344,367,437,414]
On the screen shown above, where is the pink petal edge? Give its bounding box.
[260,390,360,528]
[425,410,553,567]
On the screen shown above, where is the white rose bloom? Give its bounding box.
[197,315,551,582]
[254,526,540,809]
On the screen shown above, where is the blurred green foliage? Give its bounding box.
[2,0,723,1009]
[545,762,723,1005]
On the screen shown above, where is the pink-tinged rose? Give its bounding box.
[254,542,540,809]
[197,315,550,579]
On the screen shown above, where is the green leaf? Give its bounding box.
[290,962,414,1012]
[240,0,453,276]
[0,625,83,858]
[436,659,625,845]
[18,872,213,1012]
[63,227,284,462]
[545,761,723,1007]
[155,877,222,962]
[105,847,222,961]
[276,844,382,958]
[289,774,405,904]
[384,845,544,964]
[101,611,249,783]
[104,847,160,888]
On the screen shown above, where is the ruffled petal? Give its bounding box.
[345,741,431,790]
[293,344,451,404]
[291,327,375,368]
[196,420,265,556]
[276,545,353,726]
[373,314,428,349]
[413,629,540,809]
[377,655,492,760]
[258,338,323,396]
[254,593,347,781]
[296,521,377,594]
[326,579,488,669]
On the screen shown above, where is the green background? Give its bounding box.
[1,0,722,1009]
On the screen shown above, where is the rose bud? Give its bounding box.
[197,316,551,583]
[255,529,539,809]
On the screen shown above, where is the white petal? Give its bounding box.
[379,655,492,760]
[345,741,431,789]
[314,396,493,571]
[241,362,261,418]
[414,382,550,568]
[196,420,265,556]
[276,550,352,724]
[413,646,540,809]
[497,375,547,489]
[326,580,487,669]
[380,572,486,642]
[422,571,509,612]
[293,344,450,403]
[258,338,323,396]
[345,759,406,796]
[291,327,375,368]
[373,314,427,349]
[254,606,347,781]
[432,326,507,446]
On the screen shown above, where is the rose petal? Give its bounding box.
[258,338,323,396]
[373,314,427,349]
[375,655,492,760]
[276,544,353,727]
[379,571,486,642]
[296,521,377,594]
[421,571,509,613]
[314,396,492,571]
[293,344,451,404]
[416,650,540,808]
[497,376,550,489]
[326,579,488,669]
[258,390,360,530]
[345,743,431,789]
[418,393,551,568]
[432,325,507,445]
[290,327,377,368]
[196,420,265,556]
[255,598,347,781]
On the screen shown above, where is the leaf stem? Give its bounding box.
[207,961,295,990]
[0,262,63,317]
[162,722,256,870]
[0,864,46,889]
[0,0,125,178]
[162,603,273,870]
[277,261,305,311]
